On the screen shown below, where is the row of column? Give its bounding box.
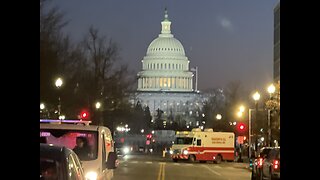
[138,77,192,90]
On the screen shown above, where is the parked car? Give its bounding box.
[40,119,118,180]
[251,147,274,180]
[260,147,280,180]
[40,143,85,180]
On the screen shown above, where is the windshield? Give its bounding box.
[175,137,193,145]
[260,149,272,157]
[40,130,98,161]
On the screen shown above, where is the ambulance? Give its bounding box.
[170,128,235,163]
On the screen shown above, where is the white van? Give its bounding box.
[40,120,118,180]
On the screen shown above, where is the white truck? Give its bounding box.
[40,119,118,180]
[170,128,235,163]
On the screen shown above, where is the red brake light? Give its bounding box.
[273,160,280,170]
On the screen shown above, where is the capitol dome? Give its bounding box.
[137,9,194,92]
[146,36,186,56]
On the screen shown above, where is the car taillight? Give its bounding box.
[273,160,280,170]
[257,158,263,167]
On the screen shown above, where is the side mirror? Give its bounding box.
[106,152,118,169]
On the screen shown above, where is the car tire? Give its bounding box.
[173,159,178,162]
[214,155,222,164]
[199,160,206,163]
[188,155,196,162]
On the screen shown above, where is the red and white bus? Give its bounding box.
[170,128,235,163]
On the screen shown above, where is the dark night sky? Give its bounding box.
[50,0,279,91]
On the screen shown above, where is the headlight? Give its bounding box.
[169,150,173,154]
[183,150,188,155]
[123,147,129,154]
[85,171,98,180]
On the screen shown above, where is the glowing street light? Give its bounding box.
[55,78,63,88]
[216,114,222,120]
[267,84,276,95]
[253,91,260,102]
[40,103,45,110]
[95,102,101,109]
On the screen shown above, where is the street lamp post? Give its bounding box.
[250,91,260,158]
[40,103,45,118]
[267,84,276,147]
[236,105,245,163]
[55,78,63,116]
[248,109,253,157]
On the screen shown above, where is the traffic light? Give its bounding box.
[146,134,152,140]
[146,134,152,145]
[80,110,89,120]
[237,123,246,134]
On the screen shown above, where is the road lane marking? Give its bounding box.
[146,161,153,164]
[162,163,165,180]
[157,163,165,180]
[157,164,163,180]
[131,161,138,163]
[202,165,222,176]
[173,163,180,165]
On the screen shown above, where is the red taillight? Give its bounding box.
[273,160,280,170]
[257,158,263,167]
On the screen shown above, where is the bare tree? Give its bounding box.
[81,26,134,124]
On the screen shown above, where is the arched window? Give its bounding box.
[161,64,163,69]
[165,64,167,69]
[157,64,159,69]
[168,64,170,69]
[153,64,155,69]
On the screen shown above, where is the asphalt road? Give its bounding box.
[113,153,251,180]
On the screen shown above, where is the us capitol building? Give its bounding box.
[130,9,206,128]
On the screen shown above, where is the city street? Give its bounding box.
[114,154,251,180]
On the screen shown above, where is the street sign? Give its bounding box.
[237,136,244,144]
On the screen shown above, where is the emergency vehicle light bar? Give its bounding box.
[40,119,92,125]
[176,131,194,135]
